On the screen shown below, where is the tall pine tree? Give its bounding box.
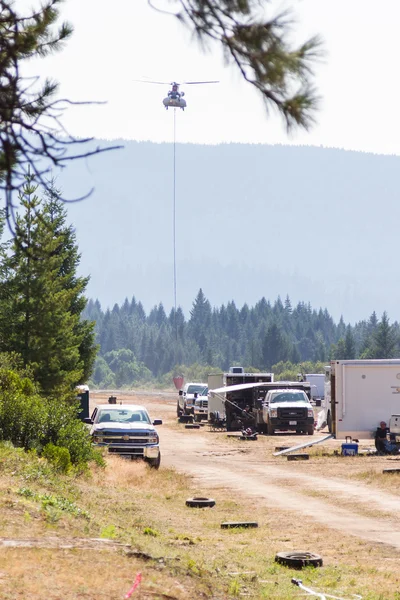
[0,176,96,395]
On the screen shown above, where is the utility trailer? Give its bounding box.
[208,369,274,431]
[324,359,400,439]
[209,376,312,432]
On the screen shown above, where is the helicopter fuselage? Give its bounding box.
[163,96,187,110]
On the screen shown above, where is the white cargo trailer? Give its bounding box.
[305,374,325,402]
[327,359,400,439]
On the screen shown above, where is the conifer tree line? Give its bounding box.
[84,289,400,388]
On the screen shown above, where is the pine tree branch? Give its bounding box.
[0,0,121,234]
[158,0,324,130]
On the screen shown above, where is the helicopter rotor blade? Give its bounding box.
[182,80,219,85]
[133,79,171,85]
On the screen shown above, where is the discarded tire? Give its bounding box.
[186,497,215,508]
[275,551,323,569]
[221,521,258,529]
[185,424,201,429]
[287,454,309,461]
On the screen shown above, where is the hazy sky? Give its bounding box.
[20,0,400,154]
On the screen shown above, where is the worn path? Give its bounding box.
[92,391,400,549]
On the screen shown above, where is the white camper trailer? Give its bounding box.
[325,359,400,439]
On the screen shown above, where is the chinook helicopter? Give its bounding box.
[135,79,219,110]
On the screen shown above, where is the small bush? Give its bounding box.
[143,527,159,537]
[0,366,101,468]
[17,488,90,520]
[0,369,48,451]
[100,525,117,539]
[42,443,72,473]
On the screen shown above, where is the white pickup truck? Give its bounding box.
[177,382,207,417]
[88,403,162,468]
[193,386,208,422]
[262,389,315,435]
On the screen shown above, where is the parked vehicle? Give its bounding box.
[177,382,207,417]
[193,386,208,421]
[324,359,400,439]
[209,379,312,433]
[262,389,315,435]
[208,368,274,430]
[304,373,325,406]
[86,404,162,468]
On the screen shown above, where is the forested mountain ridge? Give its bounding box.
[83,290,399,388]
[60,141,400,324]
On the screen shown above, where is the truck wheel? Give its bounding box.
[267,422,275,436]
[145,454,161,469]
[307,426,314,436]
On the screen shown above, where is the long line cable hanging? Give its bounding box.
[173,107,178,345]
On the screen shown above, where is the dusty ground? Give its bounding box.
[91,390,400,551]
[1,390,400,599]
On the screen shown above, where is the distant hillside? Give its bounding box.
[57,141,400,323]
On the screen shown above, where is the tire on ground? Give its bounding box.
[145,454,161,469]
[186,497,216,508]
[221,521,258,529]
[275,551,323,568]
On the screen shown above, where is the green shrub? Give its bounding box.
[42,443,72,473]
[42,397,100,466]
[143,527,159,537]
[0,369,48,451]
[18,487,90,520]
[0,365,101,468]
[100,525,117,539]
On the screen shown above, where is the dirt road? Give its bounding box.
[92,390,400,550]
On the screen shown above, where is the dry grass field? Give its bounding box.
[0,390,400,599]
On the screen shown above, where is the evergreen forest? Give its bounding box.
[84,290,400,388]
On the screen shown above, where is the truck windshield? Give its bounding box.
[187,384,207,394]
[270,393,306,403]
[96,408,151,424]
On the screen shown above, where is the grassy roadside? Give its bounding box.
[0,443,400,599]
